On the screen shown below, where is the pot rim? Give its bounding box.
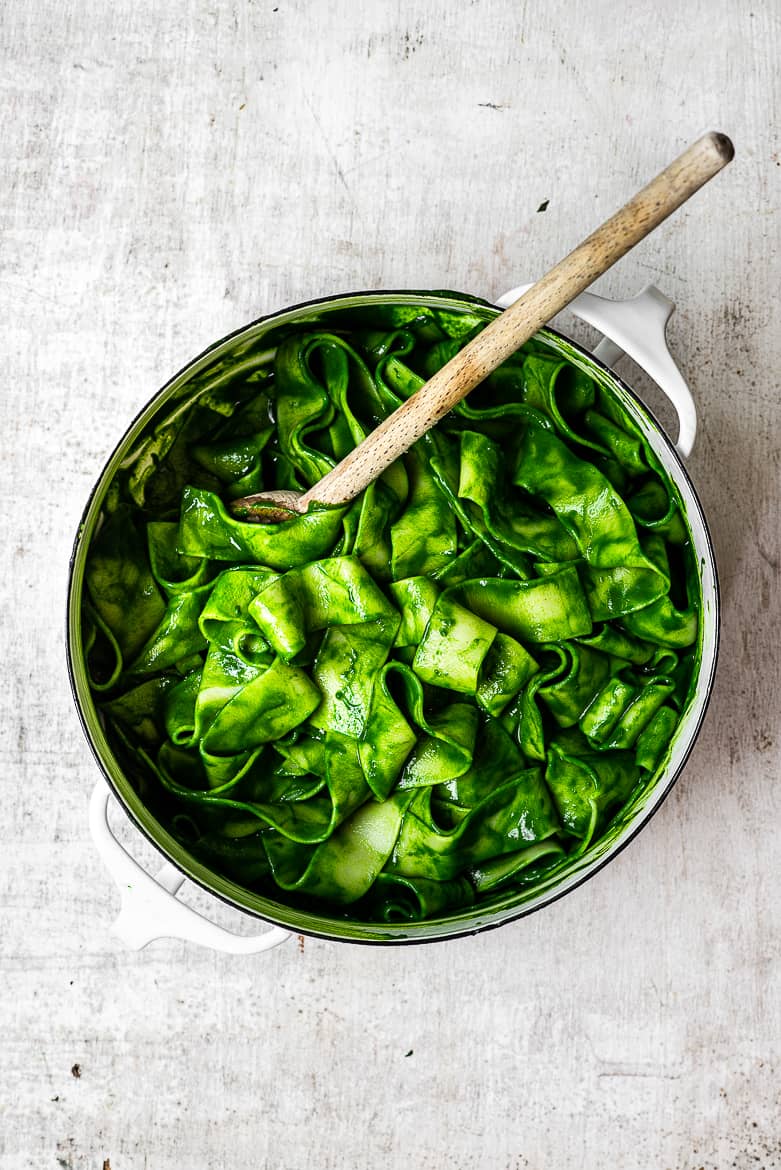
[66,287,720,945]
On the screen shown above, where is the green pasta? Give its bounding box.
[83,304,700,924]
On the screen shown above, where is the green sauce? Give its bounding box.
[82,302,700,924]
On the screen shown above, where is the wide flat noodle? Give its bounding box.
[85,308,700,923]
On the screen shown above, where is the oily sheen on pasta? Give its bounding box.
[83,302,699,923]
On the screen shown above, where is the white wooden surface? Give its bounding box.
[2,2,779,1167]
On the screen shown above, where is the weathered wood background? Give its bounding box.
[2,1,779,1167]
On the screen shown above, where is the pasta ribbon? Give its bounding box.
[84,303,700,922]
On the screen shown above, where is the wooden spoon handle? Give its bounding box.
[301,130,733,509]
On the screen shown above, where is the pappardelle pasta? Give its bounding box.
[83,301,699,923]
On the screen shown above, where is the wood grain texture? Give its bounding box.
[1,2,779,1169]
[297,131,734,507]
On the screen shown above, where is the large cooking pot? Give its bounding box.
[67,283,719,953]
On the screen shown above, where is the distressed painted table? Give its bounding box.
[2,2,779,1167]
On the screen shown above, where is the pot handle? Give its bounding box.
[495,283,696,457]
[89,780,292,954]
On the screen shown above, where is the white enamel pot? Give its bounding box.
[67,283,719,952]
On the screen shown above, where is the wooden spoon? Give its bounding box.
[230,131,733,523]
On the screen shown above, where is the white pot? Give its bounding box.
[68,283,719,953]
